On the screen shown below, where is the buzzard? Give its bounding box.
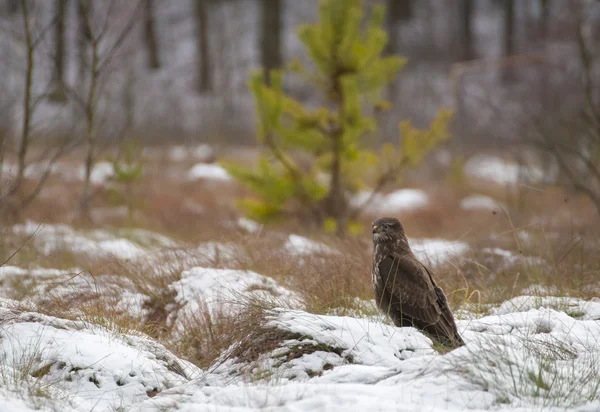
[371,217,464,349]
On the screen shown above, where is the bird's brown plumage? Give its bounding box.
[371,217,464,348]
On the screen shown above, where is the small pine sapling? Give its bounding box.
[225,0,452,234]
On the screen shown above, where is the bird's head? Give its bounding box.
[371,217,406,244]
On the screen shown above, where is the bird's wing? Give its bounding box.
[377,253,442,326]
[421,263,463,343]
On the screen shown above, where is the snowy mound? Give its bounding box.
[187,163,231,181]
[464,155,544,186]
[491,295,600,320]
[409,238,470,265]
[0,302,201,412]
[11,222,174,261]
[1,295,600,411]
[169,144,215,162]
[169,267,302,334]
[7,161,115,185]
[461,194,504,211]
[132,303,600,411]
[351,189,429,215]
[284,234,338,256]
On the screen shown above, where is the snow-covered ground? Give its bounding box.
[409,238,470,265]
[11,221,173,261]
[464,155,546,186]
[3,161,115,185]
[461,194,505,212]
[187,163,231,181]
[2,222,599,411]
[1,295,599,411]
[351,189,429,215]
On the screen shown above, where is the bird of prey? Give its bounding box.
[371,216,464,349]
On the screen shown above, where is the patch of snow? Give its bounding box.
[96,238,146,260]
[409,238,470,265]
[21,273,149,320]
[187,163,230,181]
[0,308,201,412]
[4,161,114,185]
[169,144,215,162]
[0,266,75,281]
[89,162,115,184]
[2,292,600,411]
[284,235,338,256]
[352,189,429,215]
[10,221,177,261]
[137,305,600,411]
[0,387,64,412]
[269,309,433,367]
[464,155,544,186]
[461,194,504,211]
[170,267,301,331]
[2,162,16,177]
[482,247,514,259]
[237,218,261,233]
[195,241,239,264]
[492,295,600,320]
[58,161,115,184]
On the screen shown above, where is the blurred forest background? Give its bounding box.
[0,0,598,140]
[1,0,600,229]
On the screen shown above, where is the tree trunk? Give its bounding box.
[329,132,345,235]
[539,0,549,40]
[50,0,67,102]
[194,0,211,93]
[77,0,91,85]
[143,0,160,69]
[15,0,33,195]
[260,0,282,85]
[325,76,347,236]
[7,0,19,15]
[384,0,412,56]
[80,35,99,222]
[501,0,516,82]
[458,0,474,61]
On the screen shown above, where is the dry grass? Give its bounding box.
[174,296,280,369]
[2,143,600,374]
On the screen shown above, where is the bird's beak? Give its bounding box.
[372,225,378,234]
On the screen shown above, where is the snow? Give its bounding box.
[11,221,170,261]
[0,306,201,412]
[268,309,433,367]
[0,266,74,281]
[464,155,545,186]
[132,303,600,412]
[169,267,302,331]
[0,388,63,412]
[461,194,504,211]
[284,235,338,256]
[409,238,470,265]
[492,295,600,320]
[3,222,600,411]
[2,161,114,185]
[1,288,600,411]
[237,218,261,233]
[187,163,231,181]
[169,144,215,162]
[352,189,429,215]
